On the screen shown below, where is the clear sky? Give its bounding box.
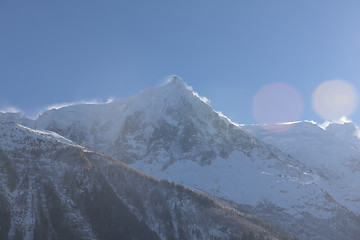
[1,1,360,124]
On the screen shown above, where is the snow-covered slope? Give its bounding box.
[243,121,360,215]
[10,76,358,239]
[0,122,297,240]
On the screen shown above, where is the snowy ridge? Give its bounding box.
[0,122,86,152]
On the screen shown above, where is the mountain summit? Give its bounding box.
[166,75,188,88]
[35,77,242,167]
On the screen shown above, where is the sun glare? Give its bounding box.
[252,82,304,131]
[312,80,358,121]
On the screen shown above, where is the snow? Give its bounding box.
[243,120,360,213]
[131,149,334,219]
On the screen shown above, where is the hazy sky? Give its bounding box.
[2,1,360,124]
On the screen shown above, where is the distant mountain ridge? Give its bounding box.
[244,121,360,214]
[2,76,360,239]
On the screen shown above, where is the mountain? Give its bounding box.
[325,121,360,149]
[243,121,360,214]
[0,122,297,240]
[9,76,358,239]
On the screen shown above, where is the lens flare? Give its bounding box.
[252,82,304,131]
[312,80,358,120]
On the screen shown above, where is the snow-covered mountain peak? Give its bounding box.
[166,74,187,87]
[324,121,360,148]
[32,78,230,165]
[140,75,210,107]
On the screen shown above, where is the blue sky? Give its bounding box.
[1,1,360,124]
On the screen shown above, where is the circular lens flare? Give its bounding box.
[252,82,304,131]
[312,80,358,120]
